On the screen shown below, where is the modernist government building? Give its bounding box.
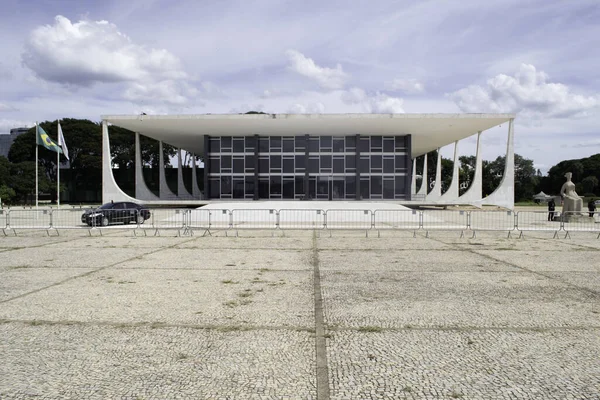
[101,113,516,208]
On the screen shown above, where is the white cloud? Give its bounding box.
[287,102,325,114]
[22,15,193,104]
[386,78,425,94]
[286,49,349,90]
[0,119,33,134]
[0,103,16,112]
[449,64,600,118]
[341,87,404,113]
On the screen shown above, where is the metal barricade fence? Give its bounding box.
[187,209,211,230]
[421,210,468,231]
[231,209,278,230]
[515,211,560,233]
[470,210,516,232]
[561,211,600,233]
[373,210,421,230]
[209,209,232,230]
[51,208,93,229]
[325,209,373,230]
[278,209,326,230]
[147,208,187,231]
[7,209,52,230]
[0,209,7,230]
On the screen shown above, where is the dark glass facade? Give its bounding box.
[205,135,411,200]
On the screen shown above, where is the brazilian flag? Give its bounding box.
[36,125,63,154]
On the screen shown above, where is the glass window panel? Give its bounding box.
[221,155,232,170]
[384,157,394,173]
[359,138,370,153]
[308,156,319,173]
[233,179,244,198]
[395,136,406,150]
[209,179,220,198]
[359,156,369,173]
[233,157,244,173]
[320,136,332,149]
[295,177,305,195]
[259,138,269,153]
[270,136,281,151]
[345,136,356,149]
[317,177,329,197]
[395,176,406,194]
[333,157,344,173]
[295,155,305,171]
[209,158,220,173]
[283,138,294,153]
[283,157,294,173]
[371,136,382,149]
[360,178,369,199]
[371,176,382,195]
[308,177,316,199]
[383,138,394,152]
[309,137,320,153]
[270,176,282,195]
[245,136,256,151]
[245,177,255,196]
[395,155,404,172]
[259,157,269,174]
[221,137,232,151]
[333,138,344,152]
[258,179,269,198]
[209,138,220,153]
[320,155,332,169]
[383,179,394,199]
[245,155,255,172]
[345,155,356,171]
[332,179,344,199]
[270,155,281,172]
[221,176,232,195]
[371,155,382,169]
[345,176,356,196]
[233,138,244,153]
[295,135,306,150]
[282,177,294,198]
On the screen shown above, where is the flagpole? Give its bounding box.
[57,121,60,208]
[35,122,38,209]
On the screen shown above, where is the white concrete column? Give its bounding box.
[135,132,160,200]
[191,153,202,198]
[478,121,515,209]
[177,149,193,199]
[459,132,483,203]
[411,158,417,196]
[159,141,177,200]
[416,154,428,199]
[439,141,460,202]
[101,121,138,204]
[427,149,443,200]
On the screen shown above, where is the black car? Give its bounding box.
[81,202,151,226]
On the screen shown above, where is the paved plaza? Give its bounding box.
[1,226,600,399]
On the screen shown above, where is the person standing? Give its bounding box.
[548,199,556,221]
[588,198,596,218]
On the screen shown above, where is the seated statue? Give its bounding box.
[560,172,583,215]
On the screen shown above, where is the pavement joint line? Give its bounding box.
[324,325,600,332]
[0,236,199,305]
[312,231,330,400]
[428,236,600,298]
[0,234,104,253]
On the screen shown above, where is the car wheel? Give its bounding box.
[137,215,145,225]
[101,216,109,227]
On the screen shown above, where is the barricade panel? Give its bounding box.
[373,210,420,230]
[325,209,372,230]
[516,211,560,232]
[188,209,211,229]
[52,208,94,229]
[231,209,278,229]
[470,210,515,231]
[7,209,52,229]
[561,211,599,232]
[148,208,187,230]
[278,209,325,230]
[0,209,7,229]
[209,209,232,230]
[421,210,468,231]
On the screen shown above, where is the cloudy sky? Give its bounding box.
[1,0,599,172]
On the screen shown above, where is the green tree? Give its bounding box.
[582,176,598,195]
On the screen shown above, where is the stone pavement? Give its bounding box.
[1,229,599,399]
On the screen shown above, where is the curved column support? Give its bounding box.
[158,141,178,200]
[102,121,140,204]
[427,149,443,200]
[191,153,202,199]
[477,120,515,209]
[135,133,160,201]
[439,141,460,202]
[177,149,193,199]
[416,154,428,199]
[410,158,417,196]
[459,132,483,203]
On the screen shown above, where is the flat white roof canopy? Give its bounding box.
[102,113,515,158]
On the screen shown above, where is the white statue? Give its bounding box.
[560,172,583,214]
